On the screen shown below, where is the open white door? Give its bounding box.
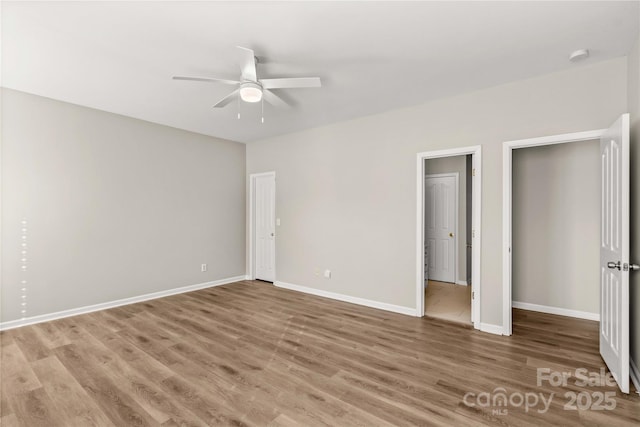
[255,174,275,282]
[600,114,630,394]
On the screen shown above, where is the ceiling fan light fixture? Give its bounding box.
[240,82,263,103]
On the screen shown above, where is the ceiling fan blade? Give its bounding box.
[260,77,321,89]
[237,46,257,82]
[173,76,240,85]
[262,89,290,109]
[213,89,239,108]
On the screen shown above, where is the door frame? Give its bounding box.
[416,145,482,329]
[502,129,605,336]
[424,172,459,285]
[248,171,276,281]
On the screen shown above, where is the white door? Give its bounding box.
[600,114,630,394]
[255,174,275,282]
[425,175,457,283]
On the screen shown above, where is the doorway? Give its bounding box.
[503,116,632,394]
[416,146,482,329]
[511,140,600,322]
[424,160,470,324]
[249,172,276,282]
[502,129,605,335]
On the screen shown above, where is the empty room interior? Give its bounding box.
[2,2,640,426]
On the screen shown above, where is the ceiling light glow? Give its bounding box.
[240,82,263,103]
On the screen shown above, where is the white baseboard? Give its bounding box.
[480,323,504,335]
[512,301,599,321]
[455,280,468,286]
[631,359,640,395]
[274,281,417,317]
[0,275,246,331]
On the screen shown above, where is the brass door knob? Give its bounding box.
[449,232,454,237]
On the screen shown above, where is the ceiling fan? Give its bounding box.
[173,46,321,110]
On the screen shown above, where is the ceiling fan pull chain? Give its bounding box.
[237,91,241,119]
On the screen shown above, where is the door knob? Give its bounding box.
[607,261,621,270]
[270,233,275,237]
[449,233,454,237]
[630,263,639,271]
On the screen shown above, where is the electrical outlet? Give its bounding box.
[201,264,207,272]
[324,269,331,279]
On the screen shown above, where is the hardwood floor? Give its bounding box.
[1,280,639,426]
[424,281,471,324]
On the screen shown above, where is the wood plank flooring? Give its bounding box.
[424,281,471,324]
[1,280,638,426]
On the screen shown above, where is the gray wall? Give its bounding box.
[424,155,467,284]
[628,34,640,372]
[247,57,627,325]
[512,141,600,314]
[1,89,246,323]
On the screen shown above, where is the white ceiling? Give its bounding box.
[3,1,639,143]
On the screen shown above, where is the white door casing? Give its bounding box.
[254,173,276,282]
[599,114,630,394]
[425,174,457,284]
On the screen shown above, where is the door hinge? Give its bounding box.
[472,168,476,177]
[472,291,475,300]
[472,230,475,238]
